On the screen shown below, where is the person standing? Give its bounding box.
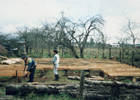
[21,44,27,56]
[51,50,60,81]
[21,55,36,82]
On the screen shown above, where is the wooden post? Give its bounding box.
[109,48,111,59]
[132,51,134,66]
[111,82,119,99]
[16,70,18,83]
[18,77,22,83]
[79,70,85,100]
[40,69,45,77]
[64,70,68,76]
[119,50,121,62]
[133,76,137,83]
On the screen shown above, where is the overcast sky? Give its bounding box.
[0,0,140,44]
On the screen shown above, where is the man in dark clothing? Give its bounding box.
[21,44,27,56]
[21,55,36,82]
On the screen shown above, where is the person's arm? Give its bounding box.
[51,56,57,63]
[27,59,32,71]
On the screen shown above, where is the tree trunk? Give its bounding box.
[26,46,28,54]
[30,47,32,54]
[80,49,84,58]
[122,49,125,59]
[42,49,44,57]
[62,46,64,57]
[102,51,104,58]
[37,49,39,58]
[109,48,111,59]
[48,46,51,57]
[71,47,79,58]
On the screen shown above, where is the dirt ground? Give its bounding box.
[0,69,100,84]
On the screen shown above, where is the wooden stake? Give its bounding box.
[133,76,137,83]
[119,51,121,62]
[132,51,134,66]
[79,70,85,100]
[109,48,111,59]
[16,70,18,83]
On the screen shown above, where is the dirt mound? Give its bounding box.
[0,45,8,54]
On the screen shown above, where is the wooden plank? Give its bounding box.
[101,68,140,72]
[105,71,140,74]
[108,72,140,76]
[0,70,28,77]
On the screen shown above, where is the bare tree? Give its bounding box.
[123,18,139,49]
[98,31,108,58]
[0,33,9,44]
[117,34,129,59]
[41,25,55,57]
[75,15,104,58]
[55,17,79,58]
[31,28,45,58]
[55,15,104,58]
[17,27,30,54]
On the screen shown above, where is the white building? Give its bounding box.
[111,43,120,48]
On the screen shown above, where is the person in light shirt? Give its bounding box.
[51,50,60,81]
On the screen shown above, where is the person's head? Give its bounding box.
[23,44,25,47]
[21,55,28,61]
[53,50,58,55]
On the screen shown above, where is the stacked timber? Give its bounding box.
[6,80,140,100]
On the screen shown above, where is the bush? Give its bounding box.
[134,56,140,61]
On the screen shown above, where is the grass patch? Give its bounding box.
[0,87,5,96]
[0,76,15,83]
[13,92,78,100]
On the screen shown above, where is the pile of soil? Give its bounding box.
[0,45,8,54]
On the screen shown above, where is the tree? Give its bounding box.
[55,16,79,58]
[41,25,55,57]
[75,15,104,58]
[99,31,108,58]
[89,37,94,48]
[17,27,30,54]
[0,33,9,44]
[55,15,104,58]
[117,34,129,59]
[31,28,45,58]
[122,18,139,49]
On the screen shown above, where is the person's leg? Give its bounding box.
[53,64,58,81]
[56,64,59,79]
[29,65,36,82]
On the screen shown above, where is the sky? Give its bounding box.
[0,0,140,44]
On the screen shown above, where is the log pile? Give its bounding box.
[6,80,140,99]
[0,95,13,100]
